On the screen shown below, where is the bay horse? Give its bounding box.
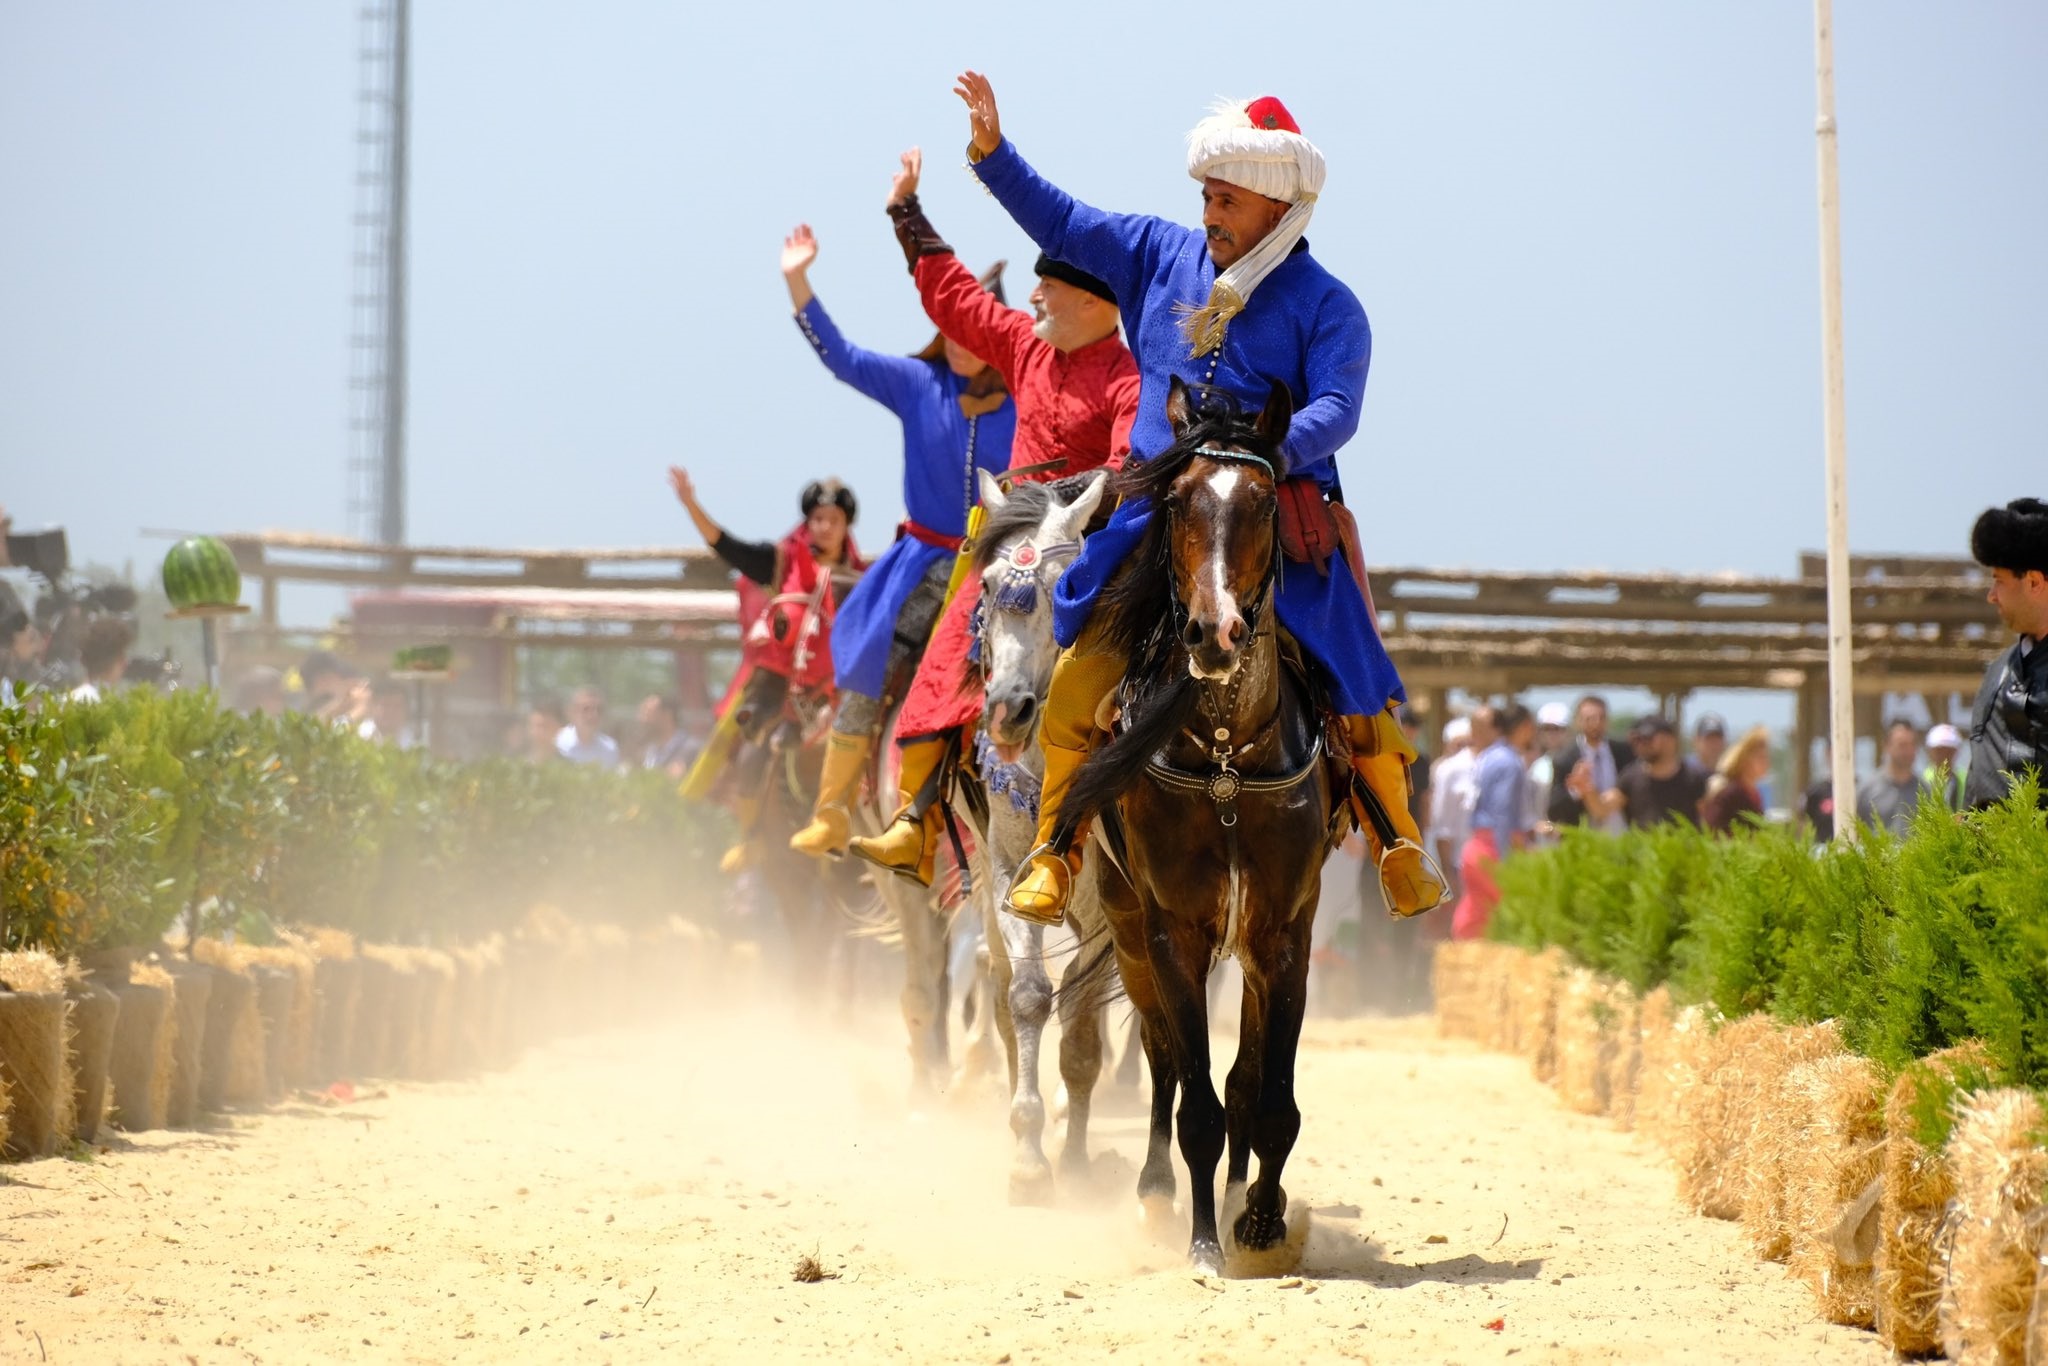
[965,468,1118,1201]
[1057,376,1348,1273]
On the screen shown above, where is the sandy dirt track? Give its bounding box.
[3,994,1889,1365]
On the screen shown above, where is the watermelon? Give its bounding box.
[161,536,242,610]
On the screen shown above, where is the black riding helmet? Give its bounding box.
[801,478,858,525]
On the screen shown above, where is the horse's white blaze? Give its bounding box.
[1205,467,1241,503]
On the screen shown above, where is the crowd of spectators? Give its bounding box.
[1409,692,1989,944]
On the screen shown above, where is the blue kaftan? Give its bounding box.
[793,299,1015,699]
[972,141,1402,717]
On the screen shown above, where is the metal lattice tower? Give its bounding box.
[346,0,410,546]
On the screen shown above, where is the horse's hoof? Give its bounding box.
[1188,1238,1225,1276]
[1223,1197,1312,1279]
[1009,1163,1056,1208]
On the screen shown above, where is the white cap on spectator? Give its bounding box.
[1443,717,1472,745]
[1537,702,1570,728]
[1926,723,1962,751]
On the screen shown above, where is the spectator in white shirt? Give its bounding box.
[1428,716,1476,898]
[557,685,621,766]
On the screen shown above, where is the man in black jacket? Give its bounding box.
[1549,694,1636,832]
[1964,498,2048,809]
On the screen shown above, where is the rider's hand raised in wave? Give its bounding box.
[780,225,819,279]
[780,225,818,312]
[888,148,922,208]
[953,71,1002,159]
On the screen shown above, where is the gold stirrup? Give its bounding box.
[1007,843,1077,927]
[1378,838,1449,918]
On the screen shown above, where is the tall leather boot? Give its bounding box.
[1005,642,1126,926]
[788,731,871,858]
[1346,708,1448,917]
[848,735,950,887]
[718,794,762,875]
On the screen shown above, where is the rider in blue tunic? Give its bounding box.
[778,223,1018,856]
[950,73,1446,925]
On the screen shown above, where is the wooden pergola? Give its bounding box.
[216,532,2003,784]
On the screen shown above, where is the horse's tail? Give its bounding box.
[1053,669,1198,848]
[1050,918,1127,1014]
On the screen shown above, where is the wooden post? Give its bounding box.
[1815,0,1858,843]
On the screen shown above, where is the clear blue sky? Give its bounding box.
[3,5,2042,664]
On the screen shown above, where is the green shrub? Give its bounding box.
[1490,780,2048,1084]
[0,686,730,955]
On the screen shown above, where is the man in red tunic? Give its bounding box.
[849,148,1140,885]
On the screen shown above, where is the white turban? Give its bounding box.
[1179,96,1326,355]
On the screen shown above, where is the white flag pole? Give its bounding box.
[1815,0,1858,843]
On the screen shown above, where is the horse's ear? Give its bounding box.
[978,468,1008,513]
[1255,379,1294,451]
[1053,470,1109,540]
[1165,375,1194,434]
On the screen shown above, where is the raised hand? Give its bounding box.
[952,70,1002,158]
[780,224,819,278]
[888,147,922,207]
[667,465,697,509]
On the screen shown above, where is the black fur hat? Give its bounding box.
[1970,497,2048,576]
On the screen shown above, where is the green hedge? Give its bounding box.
[1,689,730,954]
[1488,780,2048,1084]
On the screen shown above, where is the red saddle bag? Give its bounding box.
[1275,477,1341,575]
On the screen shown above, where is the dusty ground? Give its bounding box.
[2,985,1888,1365]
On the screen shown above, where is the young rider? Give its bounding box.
[777,224,1017,858]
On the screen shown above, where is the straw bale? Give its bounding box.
[1553,969,1631,1117]
[302,926,356,961]
[1677,1013,1782,1219]
[1603,991,1644,1131]
[65,979,119,1143]
[0,951,67,996]
[1431,941,1480,1039]
[1781,1053,1885,1327]
[1877,1042,1995,1357]
[0,1071,8,1152]
[1509,947,1564,1082]
[197,961,267,1110]
[408,949,457,1078]
[251,966,296,1099]
[1738,1021,1846,1261]
[161,960,215,1127]
[109,964,177,1131]
[1944,1088,2048,1365]
[352,948,407,1078]
[313,954,361,1083]
[1633,987,1678,1144]
[1477,944,1517,1052]
[0,987,70,1160]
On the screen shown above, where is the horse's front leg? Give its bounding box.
[999,912,1055,1204]
[1147,905,1226,1273]
[882,875,946,1100]
[1053,938,1112,1181]
[1233,909,1313,1256]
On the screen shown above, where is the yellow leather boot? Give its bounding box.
[718,793,762,875]
[1006,643,1126,926]
[1345,707,1448,917]
[847,735,949,886]
[788,731,871,858]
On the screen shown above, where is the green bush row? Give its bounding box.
[0,688,731,954]
[1488,781,2048,1085]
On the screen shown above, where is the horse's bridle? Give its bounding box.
[1145,442,1315,830]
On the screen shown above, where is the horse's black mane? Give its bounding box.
[1053,387,1289,847]
[967,472,1110,578]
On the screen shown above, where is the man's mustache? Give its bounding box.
[1206,226,1235,245]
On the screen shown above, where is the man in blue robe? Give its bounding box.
[778,223,1017,856]
[950,73,1445,924]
